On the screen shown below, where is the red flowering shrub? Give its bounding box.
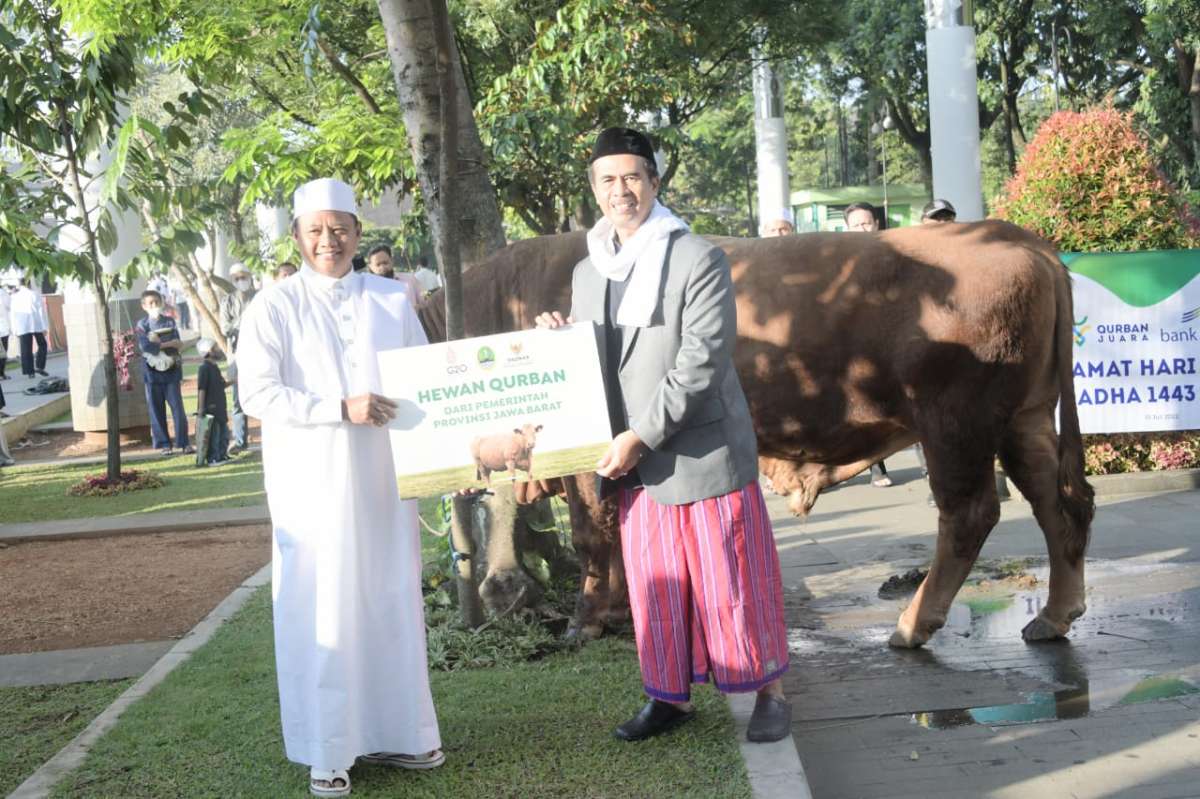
[112,330,137,391]
[1082,433,1200,476]
[994,106,1200,252]
[67,470,165,497]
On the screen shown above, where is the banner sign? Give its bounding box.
[377,325,612,498]
[1066,250,1200,433]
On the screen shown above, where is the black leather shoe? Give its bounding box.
[614,700,695,742]
[747,694,792,743]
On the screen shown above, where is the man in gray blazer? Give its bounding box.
[537,127,791,743]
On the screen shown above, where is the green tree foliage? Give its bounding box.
[460,0,843,234]
[0,0,193,479]
[994,106,1200,251]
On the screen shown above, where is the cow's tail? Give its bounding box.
[1053,264,1096,561]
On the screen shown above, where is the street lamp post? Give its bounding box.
[871,114,893,223]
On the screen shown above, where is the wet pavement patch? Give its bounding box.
[912,673,1200,730]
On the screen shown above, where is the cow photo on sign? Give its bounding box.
[470,423,543,485]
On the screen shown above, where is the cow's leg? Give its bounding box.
[563,477,609,640]
[604,532,629,628]
[890,430,1001,649]
[998,409,1087,641]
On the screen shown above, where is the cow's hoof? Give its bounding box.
[888,626,929,649]
[1021,614,1068,642]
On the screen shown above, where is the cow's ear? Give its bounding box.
[513,428,522,435]
[536,424,544,432]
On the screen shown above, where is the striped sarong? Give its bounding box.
[619,480,789,702]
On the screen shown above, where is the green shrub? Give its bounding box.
[994,106,1200,252]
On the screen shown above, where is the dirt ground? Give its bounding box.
[9,412,262,463]
[0,525,271,655]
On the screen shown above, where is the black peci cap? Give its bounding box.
[921,198,957,220]
[590,127,656,164]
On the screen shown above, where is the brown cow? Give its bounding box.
[420,221,1095,648]
[470,423,543,485]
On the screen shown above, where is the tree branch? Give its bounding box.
[317,37,383,114]
[247,76,317,126]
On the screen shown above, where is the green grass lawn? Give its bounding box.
[0,452,265,524]
[50,588,752,798]
[399,443,609,499]
[0,679,132,796]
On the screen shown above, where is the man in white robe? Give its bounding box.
[237,178,442,797]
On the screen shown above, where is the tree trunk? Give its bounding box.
[1189,45,1200,180]
[60,109,121,481]
[376,0,506,271]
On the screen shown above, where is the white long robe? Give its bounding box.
[237,265,439,770]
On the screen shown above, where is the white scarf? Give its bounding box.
[587,200,689,327]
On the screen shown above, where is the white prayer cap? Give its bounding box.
[229,262,250,277]
[767,208,794,225]
[196,338,217,357]
[293,178,358,220]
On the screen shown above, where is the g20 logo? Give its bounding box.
[446,364,468,375]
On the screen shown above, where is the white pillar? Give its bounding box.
[196,227,236,279]
[924,0,984,221]
[254,203,290,261]
[752,54,791,233]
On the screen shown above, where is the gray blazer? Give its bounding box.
[570,231,759,505]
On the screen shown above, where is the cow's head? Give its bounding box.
[514,423,543,448]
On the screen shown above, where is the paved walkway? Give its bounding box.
[0,505,270,544]
[1,352,70,446]
[0,642,175,689]
[769,448,1200,799]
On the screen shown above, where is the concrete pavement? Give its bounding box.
[769,447,1200,799]
[1,352,70,446]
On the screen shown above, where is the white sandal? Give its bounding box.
[310,768,351,797]
[359,749,446,770]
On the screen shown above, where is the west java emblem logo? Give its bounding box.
[1072,316,1090,347]
[1183,306,1200,325]
[477,346,496,370]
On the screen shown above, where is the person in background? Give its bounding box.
[921,198,957,224]
[761,210,795,237]
[412,256,442,295]
[0,386,14,465]
[194,338,231,466]
[841,202,893,487]
[10,276,49,378]
[274,261,298,280]
[168,274,192,331]
[0,278,11,381]
[136,289,191,456]
[237,177,441,797]
[221,262,257,455]
[366,244,425,309]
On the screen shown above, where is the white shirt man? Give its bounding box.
[0,281,12,380]
[236,178,442,797]
[9,280,49,377]
[412,260,442,294]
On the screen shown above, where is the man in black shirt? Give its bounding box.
[195,338,230,465]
